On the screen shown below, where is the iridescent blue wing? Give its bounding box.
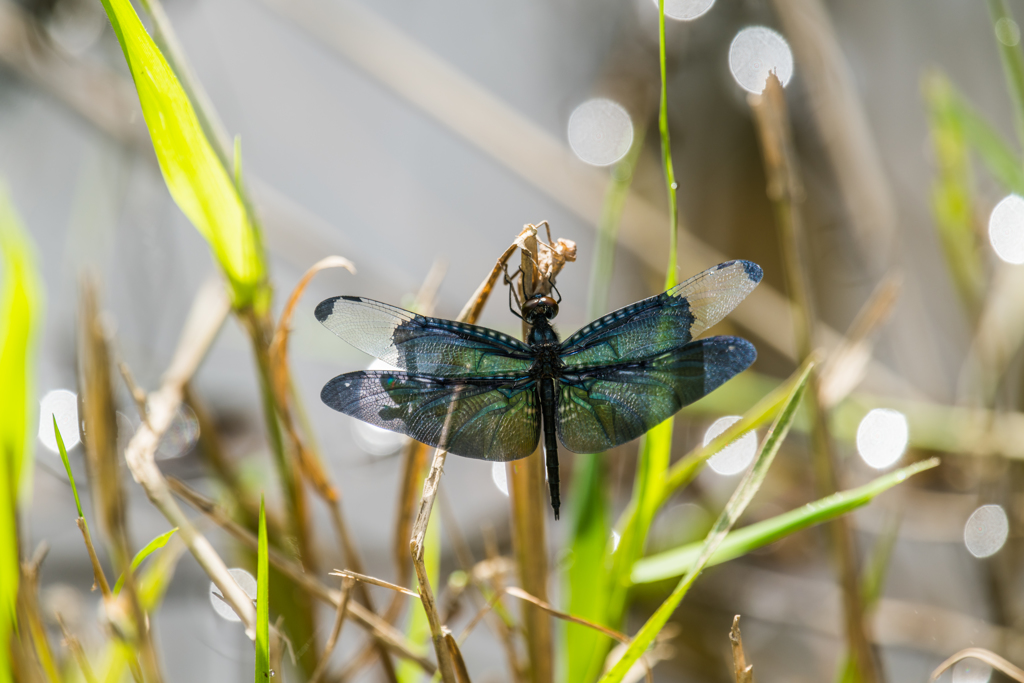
[559,260,762,367]
[556,337,756,453]
[316,296,534,377]
[321,370,539,461]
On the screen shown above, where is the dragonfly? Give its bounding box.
[316,259,762,519]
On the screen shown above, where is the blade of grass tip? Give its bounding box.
[96,0,266,310]
[600,361,812,683]
[987,0,1024,154]
[632,458,937,584]
[113,528,179,595]
[600,0,681,641]
[256,495,270,683]
[54,416,83,518]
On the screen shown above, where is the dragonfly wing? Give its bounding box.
[321,370,540,461]
[316,296,534,377]
[559,260,761,367]
[556,336,756,453]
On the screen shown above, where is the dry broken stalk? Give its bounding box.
[120,278,260,634]
[78,279,162,683]
[268,254,399,682]
[749,72,879,683]
[729,616,754,683]
[308,576,355,683]
[408,226,546,683]
[166,477,437,674]
[929,647,1024,682]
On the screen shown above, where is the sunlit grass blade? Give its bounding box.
[113,528,179,595]
[96,0,266,310]
[54,416,83,518]
[565,457,611,683]
[0,186,41,683]
[256,495,270,682]
[599,360,812,683]
[631,458,937,584]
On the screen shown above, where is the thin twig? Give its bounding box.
[330,570,420,597]
[729,616,754,683]
[116,359,149,425]
[167,477,437,674]
[308,577,355,683]
[75,517,111,597]
[408,228,532,683]
[929,647,1024,682]
[56,613,99,683]
[120,279,259,634]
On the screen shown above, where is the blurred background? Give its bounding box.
[6,0,1024,679]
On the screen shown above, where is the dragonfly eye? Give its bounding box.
[522,295,558,322]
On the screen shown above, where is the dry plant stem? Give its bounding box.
[729,616,754,683]
[75,517,111,597]
[267,255,399,682]
[78,279,163,683]
[929,647,1024,682]
[408,228,535,683]
[18,544,60,683]
[56,613,98,683]
[749,75,879,683]
[445,632,473,683]
[309,577,355,683]
[117,359,149,424]
[507,226,556,683]
[331,570,420,597]
[166,477,436,674]
[121,280,260,635]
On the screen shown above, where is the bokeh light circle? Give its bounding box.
[952,657,993,683]
[492,462,508,497]
[988,194,1024,264]
[855,408,908,469]
[728,26,794,94]
[703,416,757,475]
[964,504,1009,559]
[567,98,634,166]
[209,568,257,622]
[39,389,80,453]
[654,0,716,21]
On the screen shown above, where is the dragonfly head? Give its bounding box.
[522,294,559,323]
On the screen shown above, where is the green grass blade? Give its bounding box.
[256,495,270,683]
[53,417,84,518]
[987,0,1024,153]
[599,360,812,683]
[657,0,678,291]
[922,72,987,312]
[113,528,179,595]
[632,458,936,584]
[565,457,612,683]
[96,0,266,309]
[0,185,42,683]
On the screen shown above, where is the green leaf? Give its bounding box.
[96,0,266,309]
[256,495,270,683]
[0,184,42,683]
[599,360,812,683]
[564,456,611,683]
[113,528,179,595]
[631,458,937,584]
[53,417,84,518]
